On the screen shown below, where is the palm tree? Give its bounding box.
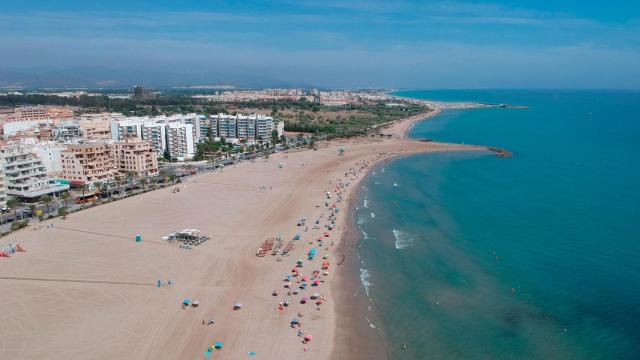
[79,183,88,200]
[28,204,36,219]
[139,177,148,191]
[7,198,22,220]
[114,175,123,196]
[126,171,136,194]
[41,195,53,214]
[61,191,71,208]
[101,182,110,199]
[93,181,102,198]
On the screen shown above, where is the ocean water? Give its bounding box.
[354,90,640,359]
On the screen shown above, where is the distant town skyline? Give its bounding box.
[1,0,639,89]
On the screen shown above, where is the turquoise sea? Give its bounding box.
[354,90,640,359]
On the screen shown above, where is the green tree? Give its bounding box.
[139,177,148,190]
[271,129,279,144]
[126,171,136,194]
[7,198,22,220]
[79,183,88,199]
[61,191,71,208]
[41,195,53,214]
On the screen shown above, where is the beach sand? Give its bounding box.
[0,114,482,360]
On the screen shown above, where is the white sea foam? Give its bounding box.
[357,215,368,225]
[360,268,372,297]
[363,198,368,208]
[381,167,385,173]
[393,182,399,187]
[364,315,376,328]
[370,212,375,218]
[393,229,415,250]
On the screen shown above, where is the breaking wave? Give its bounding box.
[393,229,415,250]
[360,268,373,297]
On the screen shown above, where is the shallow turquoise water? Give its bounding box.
[354,90,640,359]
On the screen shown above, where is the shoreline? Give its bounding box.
[1,111,489,359]
[330,108,498,359]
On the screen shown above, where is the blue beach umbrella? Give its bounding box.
[214,341,224,349]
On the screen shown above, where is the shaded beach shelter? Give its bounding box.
[233,302,243,310]
[294,234,301,240]
[311,293,321,299]
[308,248,317,256]
[182,298,191,306]
[214,341,224,350]
[301,275,310,282]
[296,259,304,267]
[290,318,300,326]
[312,280,321,286]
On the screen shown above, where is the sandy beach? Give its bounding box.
[0,114,483,360]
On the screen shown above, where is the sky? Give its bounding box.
[1,0,639,89]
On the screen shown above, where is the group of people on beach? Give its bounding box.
[267,152,396,354]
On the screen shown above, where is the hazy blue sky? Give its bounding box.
[1,0,639,88]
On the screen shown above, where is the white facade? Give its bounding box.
[0,166,6,209]
[141,122,167,157]
[111,120,143,141]
[3,119,53,138]
[1,144,69,199]
[30,141,65,174]
[165,124,194,161]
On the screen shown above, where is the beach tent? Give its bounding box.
[311,293,321,299]
[304,335,313,342]
[308,248,317,256]
[290,318,300,325]
[233,302,243,310]
[214,341,224,349]
[182,298,191,306]
[294,234,301,240]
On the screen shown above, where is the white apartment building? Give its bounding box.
[236,114,257,140]
[210,113,278,143]
[141,122,167,157]
[256,115,275,142]
[0,166,7,209]
[30,141,65,174]
[1,144,69,199]
[217,114,237,139]
[111,120,143,141]
[165,124,194,161]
